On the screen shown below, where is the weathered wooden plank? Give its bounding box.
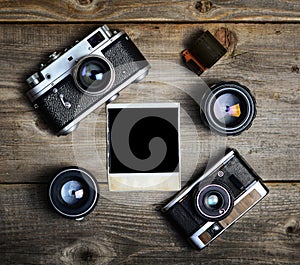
[0,23,299,183]
[0,183,299,265]
[0,0,299,22]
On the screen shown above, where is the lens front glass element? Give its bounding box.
[205,193,223,210]
[212,92,247,128]
[201,82,256,135]
[76,56,114,95]
[195,184,233,221]
[60,180,87,207]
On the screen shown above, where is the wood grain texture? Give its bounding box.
[0,3,299,261]
[0,0,299,22]
[0,23,298,183]
[0,183,299,265]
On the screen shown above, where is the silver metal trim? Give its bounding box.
[133,70,149,83]
[189,180,268,250]
[188,221,214,249]
[59,123,79,136]
[48,168,99,219]
[101,24,113,38]
[57,65,150,136]
[161,150,235,212]
[26,73,41,88]
[106,93,120,104]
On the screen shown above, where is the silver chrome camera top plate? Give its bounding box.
[26,25,123,103]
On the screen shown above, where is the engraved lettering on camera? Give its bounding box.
[26,25,150,135]
[161,149,269,250]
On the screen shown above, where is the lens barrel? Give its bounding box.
[195,183,234,221]
[200,81,256,136]
[73,55,115,96]
[48,167,99,220]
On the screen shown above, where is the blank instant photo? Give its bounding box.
[107,103,181,191]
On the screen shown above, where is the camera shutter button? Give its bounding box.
[49,51,61,62]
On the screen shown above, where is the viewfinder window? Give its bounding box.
[88,32,105,48]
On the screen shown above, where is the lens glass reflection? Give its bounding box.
[212,92,247,128]
[61,180,84,206]
[80,63,105,86]
[206,194,219,207]
[77,57,112,94]
[204,191,224,211]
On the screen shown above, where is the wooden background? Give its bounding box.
[0,0,299,264]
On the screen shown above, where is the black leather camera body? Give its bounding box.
[26,25,150,135]
[161,149,269,250]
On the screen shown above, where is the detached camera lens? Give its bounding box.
[195,184,233,221]
[74,55,115,95]
[49,167,99,219]
[200,82,256,136]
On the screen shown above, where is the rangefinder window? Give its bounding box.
[88,31,105,48]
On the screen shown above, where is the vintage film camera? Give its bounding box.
[26,25,150,135]
[161,149,268,250]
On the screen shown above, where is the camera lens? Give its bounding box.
[195,184,233,221]
[205,194,222,209]
[74,55,115,95]
[200,82,256,135]
[48,167,99,219]
[60,180,85,206]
